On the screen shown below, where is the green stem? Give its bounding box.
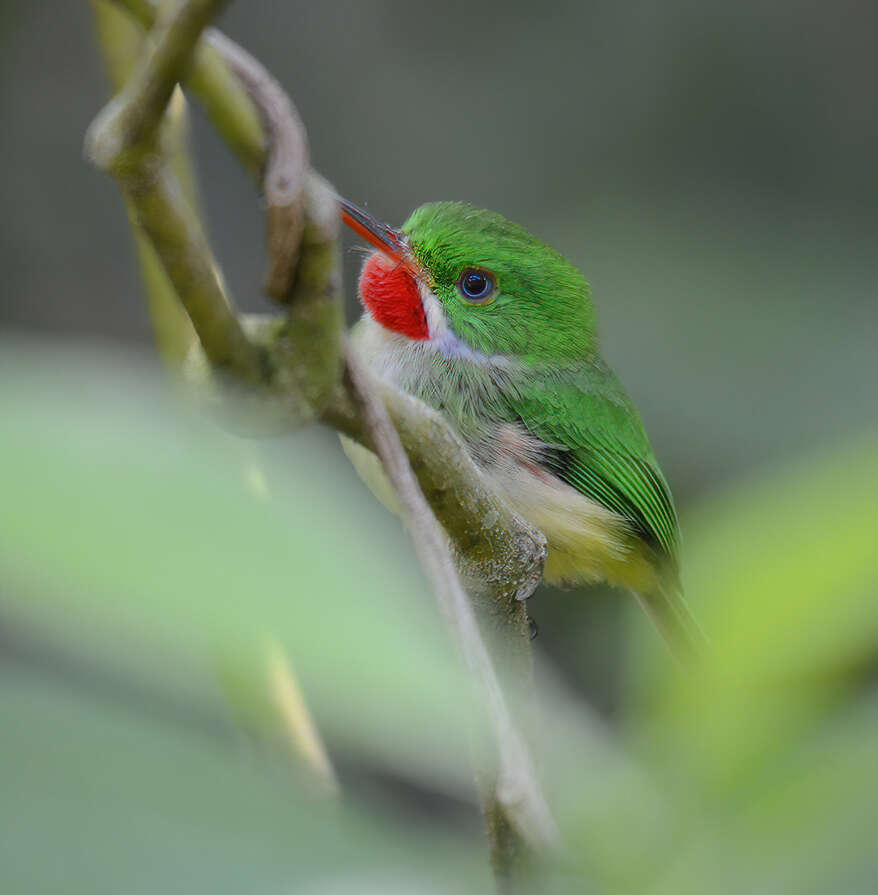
[92,0,196,369]
[110,0,265,176]
[87,0,264,384]
[94,0,231,156]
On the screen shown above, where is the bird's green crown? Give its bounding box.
[403,202,596,362]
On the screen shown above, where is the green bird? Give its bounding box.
[339,198,701,657]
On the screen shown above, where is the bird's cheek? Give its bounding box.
[359,252,429,341]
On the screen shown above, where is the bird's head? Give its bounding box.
[341,199,596,363]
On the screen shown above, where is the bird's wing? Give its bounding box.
[507,361,679,559]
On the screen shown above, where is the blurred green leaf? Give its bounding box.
[632,433,878,782]
[622,433,878,894]
[4,337,878,895]
[0,338,496,893]
[0,338,474,788]
[0,666,486,895]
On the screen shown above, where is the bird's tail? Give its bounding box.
[633,577,707,667]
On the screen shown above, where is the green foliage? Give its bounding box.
[2,337,877,893]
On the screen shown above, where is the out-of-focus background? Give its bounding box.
[2,2,877,893]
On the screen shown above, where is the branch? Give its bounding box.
[207,30,309,301]
[107,0,265,176]
[91,3,549,599]
[87,0,554,880]
[90,0,338,798]
[91,0,197,369]
[86,0,264,385]
[203,37,344,416]
[346,348,558,849]
[269,99,550,853]
[324,382,547,607]
[91,0,230,156]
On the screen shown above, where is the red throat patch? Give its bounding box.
[359,252,429,341]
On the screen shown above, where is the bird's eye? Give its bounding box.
[457,268,496,303]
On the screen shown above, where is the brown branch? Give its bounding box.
[207,31,309,302]
[346,347,559,850]
[323,383,547,606]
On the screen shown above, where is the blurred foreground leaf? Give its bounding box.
[3,337,877,894]
[0,339,476,782]
[625,432,878,894]
[0,337,491,892]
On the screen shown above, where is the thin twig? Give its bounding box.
[91,0,231,156]
[86,0,264,384]
[207,31,309,301]
[345,346,559,850]
[108,0,266,175]
[365,384,547,605]
[91,0,197,369]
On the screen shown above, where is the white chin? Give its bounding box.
[416,281,495,363]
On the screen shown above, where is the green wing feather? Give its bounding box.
[507,359,680,560]
[508,360,705,662]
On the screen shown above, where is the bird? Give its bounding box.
[339,197,702,659]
